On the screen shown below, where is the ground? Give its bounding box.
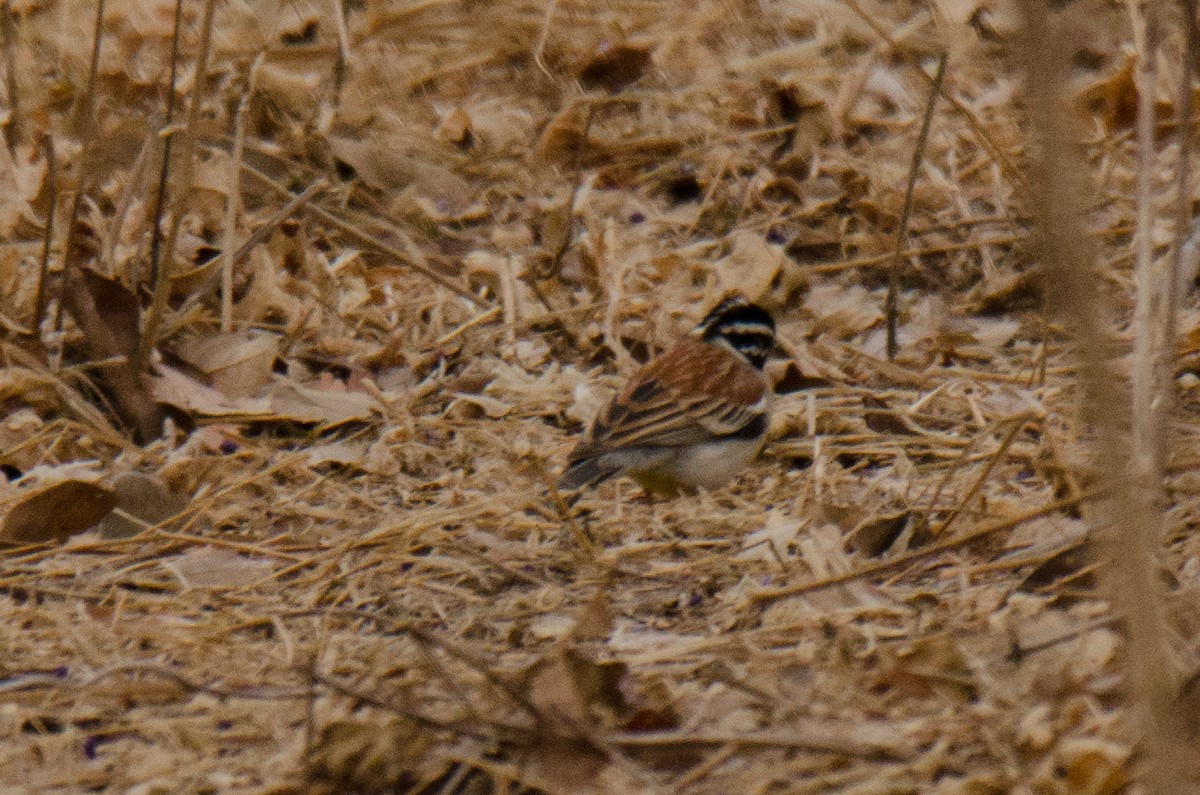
[0,0,1197,793]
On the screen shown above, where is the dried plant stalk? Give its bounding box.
[1130,1,1171,486]
[886,52,946,361]
[1013,0,1196,790]
[219,55,262,333]
[52,0,106,332]
[139,0,218,368]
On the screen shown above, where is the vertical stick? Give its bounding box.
[1168,0,1198,437]
[220,55,263,334]
[886,52,947,361]
[1130,0,1166,484]
[145,0,185,294]
[139,0,219,367]
[1014,1,1195,790]
[30,134,56,350]
[52,0,106,332]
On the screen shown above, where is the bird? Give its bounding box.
[558,295,776,495]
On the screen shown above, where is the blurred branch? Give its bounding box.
[1013,0,1196,789]
[1130,0,1169,486]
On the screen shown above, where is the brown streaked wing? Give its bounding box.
[586,338,767,450]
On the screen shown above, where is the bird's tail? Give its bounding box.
[557,456,618,491]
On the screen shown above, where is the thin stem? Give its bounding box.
[886,52,947,361]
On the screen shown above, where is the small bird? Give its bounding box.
[559,296,776,495]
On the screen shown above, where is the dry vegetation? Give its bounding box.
[1,0,1200,792]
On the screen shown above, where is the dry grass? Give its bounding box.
[1,0,1199,792]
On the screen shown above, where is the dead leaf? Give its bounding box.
[163,546,275,589]
[736,511,803,562]
[62,266,164,443]
[175,331,280,398]
[449,391,512,419]
[305,439,369,469]
[713,231,784,303]
[805,283,883,338]
[1039,738,1128,795]
[521,647,627,793]
[266,379,376,426]
[846,510,928,557]
[876,635,977,702]
[0,142,44,236]
[150,363,272,418]
[525,647,631,734]
[0,409,45,474]
[862,394,921,436]
[1017,542,1096,596]
[569,584,614,642]
[1,480,116,544]
[99,472,190,539]
[435,106,474,148]
[256,62,321,117]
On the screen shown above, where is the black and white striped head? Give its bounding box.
[694,296,776,369]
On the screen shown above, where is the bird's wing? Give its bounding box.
[581,338,768,452]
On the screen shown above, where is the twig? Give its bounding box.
[228,178,329,267]
[929,412,1038,538]
[313,671,517,740]
[528,453,598,560]
[29,134,56,350]
[52,0,107,332]
[605,727,911,761]
[228,155,483,304]
[144,0,185,294]
[1,3,22,151]
[138,0,219,369]
[329,0,351,95]
[533,0,560,81]
[886,51,946,361]
[102,133,155,270]
[752,491,1086,604]
[220,53,264,333]
[0,661,306,700]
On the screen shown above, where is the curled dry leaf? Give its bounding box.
[305,439,369,469]
[845,509,929,557]
[525,647,631,733]
[521,647,631,793]
[0,480,117,544]
[1036,737,1129,795]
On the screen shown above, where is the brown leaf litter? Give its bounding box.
[1,0,1199,792]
